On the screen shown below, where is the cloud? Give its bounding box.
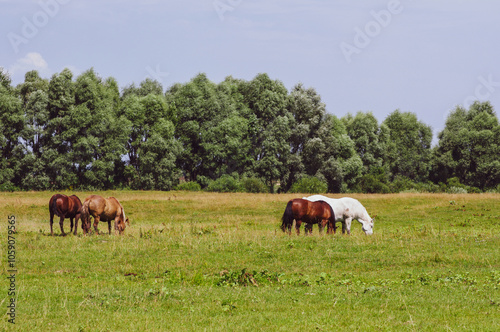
[9,52,50,78]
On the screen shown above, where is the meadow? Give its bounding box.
[1,191,499,331]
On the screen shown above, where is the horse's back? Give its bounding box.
[104,197,122,217]
[305,195,346,220]
[85,195,106,216]
[50,194,69,215]
[290,198,313,217]
[340,197,370,219]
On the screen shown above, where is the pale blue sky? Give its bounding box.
[2,0,500,144]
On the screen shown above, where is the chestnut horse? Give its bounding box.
[49,194,83,236]
[81,195,129,235]
[280,198,336,235]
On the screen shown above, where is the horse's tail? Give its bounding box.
[281,200,294,232]
[326,202,335,223]
[80,200,90,232]
[50,195,60,217]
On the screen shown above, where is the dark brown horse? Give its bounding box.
[49,194,83,236]
[81,195,129,235]
[281,198,336,235]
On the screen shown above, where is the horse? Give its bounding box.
[49,194,83,236]
[304,195,374,235]
[281,198,336,235]
[80,195,129,235]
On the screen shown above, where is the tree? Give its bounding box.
[73,70,130,189]
[383,110,432,182]
[342,111,390,175]
[283,84,326,191]
[239,73,291,191]
[123,83,178,190]
[18,71,50,190]
[434,101,500,189]
[0,68,24,189]
[168,74,253,186]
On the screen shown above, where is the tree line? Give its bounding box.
[1,67,499,193]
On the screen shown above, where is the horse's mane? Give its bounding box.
[121,203,126,222]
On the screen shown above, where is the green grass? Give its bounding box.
[1,192,499,331]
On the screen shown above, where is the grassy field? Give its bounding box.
[1,191,499,331]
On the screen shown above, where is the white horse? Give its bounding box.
[303,195,374,235]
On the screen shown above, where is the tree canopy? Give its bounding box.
[0,68,499,193]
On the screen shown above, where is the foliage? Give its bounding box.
[175,181,201,191]
[1,68,499,193]
[434,101,500,190]
[240,177,269,193]
[289,176,328,193]
[356,167,391,193]
[205,174,243,192]
[383,110,433,182]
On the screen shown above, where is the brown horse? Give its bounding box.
[81,195,129,235]
[281,198,336,235]
[49,194,83,236]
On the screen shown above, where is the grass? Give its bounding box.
[0,191,499,331]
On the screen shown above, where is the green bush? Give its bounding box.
[175,181,201,191]
[0,182,20,192]
[445,177,481,193]
[289,176,327,194]
[240,177,269,193]
[205,175,243,193]
[357,174,391,193]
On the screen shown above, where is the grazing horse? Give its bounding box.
[305,195,374,235]
[80,195,129,235]
[49,194,83,236]
[281,198,336,235]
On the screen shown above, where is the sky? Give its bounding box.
[2,0,500,145]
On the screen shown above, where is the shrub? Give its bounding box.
[289,176,327,194]
[445,177,481,193]
[447,186,468,194]
[205,175,243,193]
[390,175,417,193]
[240,177,269,193]
[0,182,20,192]
[175,181,201,191]
[357,174,391,193]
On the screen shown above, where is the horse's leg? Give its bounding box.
[304,223,311,235]
[73,214,80,235]
[344,217,352,235]
[50,211,54,236]
[93,216,100,235]
[69,217,74,233]
[318,220,325,234]
[323,220,330,235]
[108,220,112,235]
[295,220,302,235]
[59,216,66,236]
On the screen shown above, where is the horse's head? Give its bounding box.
[82,218,92,235]
[362,218,374,235]
[116,218,127,234]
